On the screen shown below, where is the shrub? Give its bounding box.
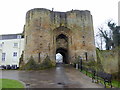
[20,55,54,70]
[20,56,40,70]
[40,55,53,69]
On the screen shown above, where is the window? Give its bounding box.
[13,52,17,57]
[2,42,4,44]
[0,44,2,47]
[83,41,85,46]
[17,35,21,39]
[2,53,6,61]
[14,43,18,47]
[85,52,88,61]
[38,52,41,63]
[82,36,85,38]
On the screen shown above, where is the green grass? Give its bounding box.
[0,79,24,88]
[112,80,120,88]
[80,70,120,88]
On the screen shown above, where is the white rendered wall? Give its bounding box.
[0,38,24,67]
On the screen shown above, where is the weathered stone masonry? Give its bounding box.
[23,8,96,64]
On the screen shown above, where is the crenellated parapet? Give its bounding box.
[25,8,93,30]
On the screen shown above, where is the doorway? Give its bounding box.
[56,48,68,64]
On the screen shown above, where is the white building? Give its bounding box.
[0,34,24,67]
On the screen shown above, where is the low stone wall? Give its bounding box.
[97,48,119,74]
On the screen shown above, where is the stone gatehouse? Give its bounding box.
[23,8,96,64]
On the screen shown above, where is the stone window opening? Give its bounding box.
[38,52,41,63]
[40,43,42,48]
[83,41,85,46]
[82,36,85,38]
[85,52,88,61]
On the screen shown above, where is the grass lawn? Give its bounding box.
[0,78,25,88]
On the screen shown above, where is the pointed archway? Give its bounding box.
[56,33,69,64]
[56,48,68,64]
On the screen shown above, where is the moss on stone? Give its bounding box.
[20,56,39,70]
[20,55,54,70]
[96,49,104,72]
[40,55,54,69]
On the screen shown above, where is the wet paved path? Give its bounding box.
[0,64,103,88]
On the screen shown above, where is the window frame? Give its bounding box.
[13,52,17,57]
[2,53,6,61]
[13,43,18,47]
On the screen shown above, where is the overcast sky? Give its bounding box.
[0,0,119,35]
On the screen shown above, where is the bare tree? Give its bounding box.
[96,20,120,50]
[95,31,103,50]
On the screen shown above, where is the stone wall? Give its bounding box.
[97,48,119,74]
[23,8,96,64]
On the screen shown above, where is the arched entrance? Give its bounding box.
[56,34,69,64]
[56,53,63,63]
[56,48,68,64]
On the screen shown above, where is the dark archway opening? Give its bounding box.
[56,48,68,64]
[56,34,68,42]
